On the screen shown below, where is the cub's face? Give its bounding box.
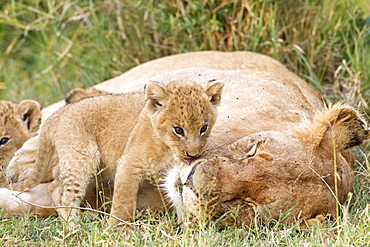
[0,100,41,171]
[145,81,223,163]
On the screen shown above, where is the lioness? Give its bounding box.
[1,51,367,227]
[0,100,41,187]
[8,80,223,224]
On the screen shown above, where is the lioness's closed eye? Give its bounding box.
[9,80,223,227]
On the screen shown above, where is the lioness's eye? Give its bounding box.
[200,125,208,134]
[246,143,258,158]
[174,127,185,136]
[0,137,9,146]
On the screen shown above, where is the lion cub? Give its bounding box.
[9,80,223,225]
[0,100,41,187]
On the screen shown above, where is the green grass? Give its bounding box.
[1,0,370,245]
[1,0,369,107]
[1,201,370,246]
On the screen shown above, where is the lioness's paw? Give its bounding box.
[6,136,38,184]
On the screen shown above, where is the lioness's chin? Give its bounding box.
[163,163,199,220]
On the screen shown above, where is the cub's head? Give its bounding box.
[0,100,41,184]
[145,80,223,163]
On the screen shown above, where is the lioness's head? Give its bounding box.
[164,105,369,226]
[145,80,223,163]
[0,100,41,184]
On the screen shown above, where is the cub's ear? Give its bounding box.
[145,83,168,114]
[65,88,109,104]
[296,105,370,151]
[16,100,42,136]
[205,81,224,106]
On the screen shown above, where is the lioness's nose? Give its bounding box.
[183,162,197,187]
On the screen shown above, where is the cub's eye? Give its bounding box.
[174,127,185,136]
[200,125,208,134]
[0,137,9,146]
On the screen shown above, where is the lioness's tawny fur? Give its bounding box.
[9,80,223,225]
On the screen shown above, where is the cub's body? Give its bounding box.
[9,81,223,225]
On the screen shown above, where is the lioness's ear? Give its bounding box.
[296,105,370,151]
[205,81,224,106]
[16,100,42,136]
[145,83,169,114]
[226,135,266,160]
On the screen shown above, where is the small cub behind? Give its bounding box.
[9,80,223,226]
[0,100,41,186]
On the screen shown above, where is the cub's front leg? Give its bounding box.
[52,141,100,227]
[110,156,141,222]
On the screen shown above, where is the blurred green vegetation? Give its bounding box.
[357,0,370,15]
[0,0,369,109]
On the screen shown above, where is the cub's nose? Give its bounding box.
[185,152,200,159]
[183,164,196,189]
